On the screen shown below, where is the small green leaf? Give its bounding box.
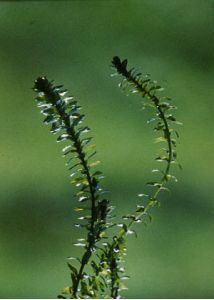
[138,193,148,197]
[146,181,161,188]
[73,242,86,247]
[62,286,72,295]
[167,115,176,121]
[67,263,78,275]
[155,155,169,162]
[136,205,145,212]
[89,160,101,168]
[73,207,84,212]
[57,134,70,142]
[154,136,166,143]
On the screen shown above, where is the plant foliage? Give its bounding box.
[34,77,112,298]
[33,56,181,298]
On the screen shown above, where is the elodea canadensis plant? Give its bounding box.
[33,56,181,299]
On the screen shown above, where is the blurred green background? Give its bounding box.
[0,0,213,298]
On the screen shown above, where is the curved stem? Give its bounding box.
[115,64,173,238]
[34,78,103,298]
[108,57,177,297]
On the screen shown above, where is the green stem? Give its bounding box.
[55,98,97,298]
[108,57,177,297]
[115,62,173,238]
[34,78,101,298]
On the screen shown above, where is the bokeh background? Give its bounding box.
[0,0,213,298]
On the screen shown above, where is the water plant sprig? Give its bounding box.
[32,56,180,298]
[34,77,112,298]
[98,56,181,297]
[112,56,181,224]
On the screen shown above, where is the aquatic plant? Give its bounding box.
[33,56,181,298]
